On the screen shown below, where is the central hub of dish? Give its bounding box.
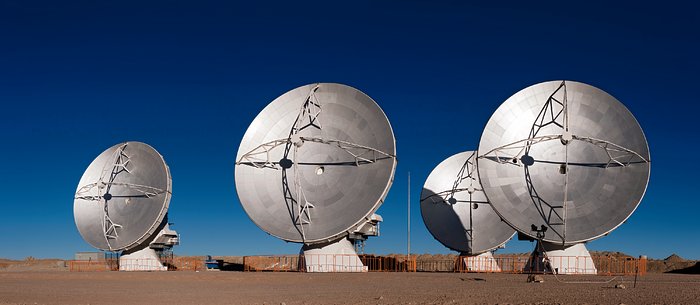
[520,154,535,166]
[279,158,293,169]
[103,193,112,200]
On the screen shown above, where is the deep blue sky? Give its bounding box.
[0,1,697,260]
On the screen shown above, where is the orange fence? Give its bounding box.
[594,255,646,276]
[70,254,644,275]
[69,257,204,272]
[361,255,416,272]
[415,255,646,276]
[164,257,205,271]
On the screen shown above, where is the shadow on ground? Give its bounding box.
[667,262,700,274]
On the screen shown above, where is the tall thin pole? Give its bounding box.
[407,171,411,259]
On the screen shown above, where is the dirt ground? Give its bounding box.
[1,271,699,305]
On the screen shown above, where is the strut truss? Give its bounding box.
[451,151,477,197]
[103,206,122,241]
[75,182,167,201]
[292,84,322,133]
[236,137,394,169]
[479,135,649,168]
[529,81,567,139]
[234,139,289,169]
[421,152,483,204]
[573,136,650,167]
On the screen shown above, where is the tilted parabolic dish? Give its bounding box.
[421,151,515,271]
[74,141,179,271]
[235,83,397,272]
[477,80,650,274]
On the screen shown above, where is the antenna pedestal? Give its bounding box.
[526,242,597,274]
[301,237,367,272]
[119,247,167,271]
[459,251,501,272]
[119,224,179,271]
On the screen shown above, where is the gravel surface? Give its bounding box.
[1,271,698,305]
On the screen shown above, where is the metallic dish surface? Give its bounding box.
[74,142,172,251]
[235,83,397,244]
[421,151,515,255]
[477,81,650,245]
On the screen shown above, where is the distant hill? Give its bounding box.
[664,254,685,262]
[0,257,68,272]
[646,253,698,273]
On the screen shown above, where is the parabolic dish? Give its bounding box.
[421,151,515,254]
[235,83,397,244]
[74,142,172,251]
[477,81,650,245]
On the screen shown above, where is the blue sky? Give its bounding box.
[0,1,697,260]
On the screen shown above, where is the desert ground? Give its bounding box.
[1,255,699,305]
[1,271,700,305]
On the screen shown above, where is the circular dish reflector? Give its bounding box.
[421,151,515,254]
[477,81,650,245]
[74,142,172,251]
[235,83,397,243]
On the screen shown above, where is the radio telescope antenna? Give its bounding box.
[477,81,650,274]
[421,151,515,271]
[235,83,397,272]
[74,142,179,271]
